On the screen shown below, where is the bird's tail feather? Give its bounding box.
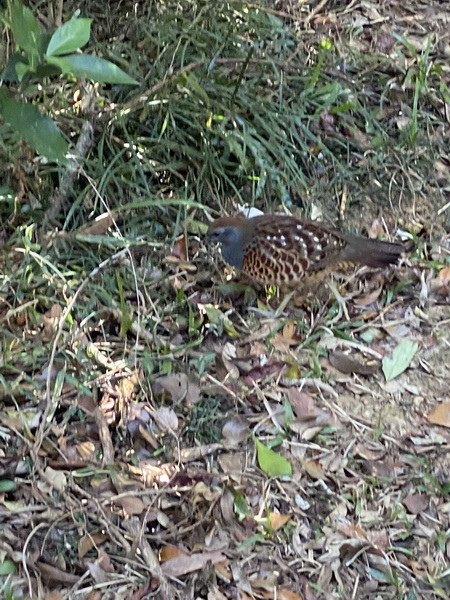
[343,236,403,268]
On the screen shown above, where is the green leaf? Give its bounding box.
[46,17,92,56]
[15,62,34,81]
[0,90,68,164]
[0,559,17,575]
[203,304,239,337]
[8,0,42,56]
[46,54,139,84]
[368,567,395,584]
[382,339,419,382]
[232,490,250,519]
[255,438,292,478]
[0,479,16,492]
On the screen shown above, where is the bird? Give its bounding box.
[207,214,403,289]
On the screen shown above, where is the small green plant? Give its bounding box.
[0,1,138,163]
[395,34,433,148]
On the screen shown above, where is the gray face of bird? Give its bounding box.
[207,224,245,268]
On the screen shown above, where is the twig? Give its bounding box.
[43,120,94,224]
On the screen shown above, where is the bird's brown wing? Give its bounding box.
[242,216,347,286]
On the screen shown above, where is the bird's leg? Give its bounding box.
[326,279,350,322]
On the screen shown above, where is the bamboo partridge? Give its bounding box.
[207,214,403,288]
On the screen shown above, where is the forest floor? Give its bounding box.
[1,1,450,599]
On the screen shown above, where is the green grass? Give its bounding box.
[1,2,449,599]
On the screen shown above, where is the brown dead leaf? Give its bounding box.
[409,561,428,577]
[403,494,430,515]
[353,285,383,307]
[353,443,385,461]
[97,547,115,573]
[250,569,278,590]
[78,532,108,558]
[286,389,320,420]
[129,583,151,600]
[115,495,146,515]
[221,342,240,379]
[36,561,79,585]
[328,351,379,375]
[193,481,221,504]
[271,321,300,351]
[375,31,396,54]
[44,466,67,492]
[222,416,250,446]
[161,551,227,577]
[242,362,287,387]
[207,587,228,600]
[301,460,327,481]
[438,267,450,287]
[268,512,292,531]
[214,560,232,581]
[171,235,188,261]
[153,373,200,405]
[86,561,108,584]
[77,394,98,415]
[153,407,179,433]
[261,589,304,600]
[427,402,450,428]
[76,441,97,462]
[41,304,63,341]
[335,518,368,540]
[77,211,117,236]
[175,443,223,462]
[159,546,187,562]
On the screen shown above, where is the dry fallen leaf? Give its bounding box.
[268,512,292,531]
[328,351,379,375]
[427,402,450,428]
[114,494,146,515]
[222,416,250,446]
[153,406,179,433]
[353,285,383,307]
[76,211,117,236]
[403,494,430,515]
[44,466,67,492]
[161,551,227,577]
[78,532,108,558]
[171,235,188,261]
[301,460,327,481]
[159,546,187,562]
[261,589,305,600]
[153,373,200,405]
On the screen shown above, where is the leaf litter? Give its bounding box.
[1,2,450,600]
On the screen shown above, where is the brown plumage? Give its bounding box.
[207,214,403,288]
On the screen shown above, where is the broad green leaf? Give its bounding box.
[15,62,34,81]
[255,438,292,478]
[47,54,139,84]
[382,339,419,382]
[368,567,395,584]
[8,0,42,56]
[0,90,68,164]
[0,559,17,575]
[231,490,250,519]
[46,18,92,56]
[203,304,222,326]
[203,304,239,337]
[0,479,16,492]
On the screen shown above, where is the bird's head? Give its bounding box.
[206,217,248,268]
